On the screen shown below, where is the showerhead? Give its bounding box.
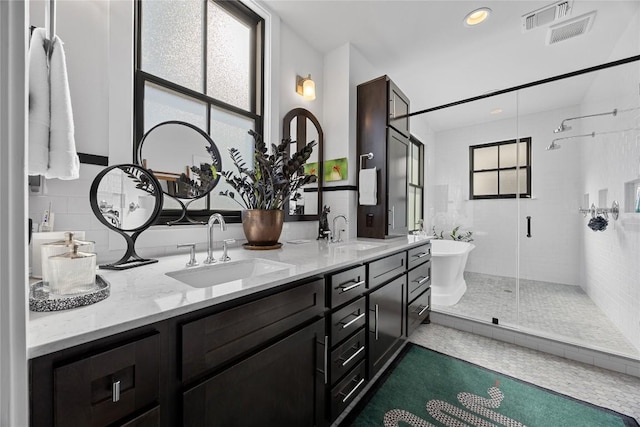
[546,141,561,151]
[553,122,572,133]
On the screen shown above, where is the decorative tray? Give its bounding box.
[29,275,110,312]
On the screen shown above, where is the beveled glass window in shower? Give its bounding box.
[469,138,531,199]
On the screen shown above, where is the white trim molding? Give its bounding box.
[0,0,29,425]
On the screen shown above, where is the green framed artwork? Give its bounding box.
[324,157,348,182]
[304,162,319,177]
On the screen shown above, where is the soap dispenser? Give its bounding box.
[48,244,97,295]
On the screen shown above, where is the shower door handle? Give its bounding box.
[526,216,532,238]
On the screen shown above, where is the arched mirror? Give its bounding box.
[283,108,323,221]
[137,120,222,225]
[90,164,163,270]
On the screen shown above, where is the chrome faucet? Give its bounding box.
[332,214,348,243]
[204,213,226,264]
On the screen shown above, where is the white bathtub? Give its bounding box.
[430,239,475,306]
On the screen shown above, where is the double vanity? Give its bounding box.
[29,236,432,426]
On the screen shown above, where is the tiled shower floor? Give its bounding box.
[410,324,640,423]
[433,272,639,357]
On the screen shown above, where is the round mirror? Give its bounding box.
[137,120,222,224]
[283,108,323,221]
[90,164,163,270]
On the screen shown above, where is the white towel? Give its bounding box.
[28,28,50,176]
[359,167,377,205]
[46,35,79,180]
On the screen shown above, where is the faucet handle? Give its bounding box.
[177,243,199,267]
[220,239,236,262]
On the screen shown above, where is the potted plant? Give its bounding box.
[220,129,317,247]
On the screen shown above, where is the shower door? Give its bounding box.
[515,60,640,358]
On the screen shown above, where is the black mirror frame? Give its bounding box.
[282,108,323,222]
[137,120,222,225]
[90,164,164,270]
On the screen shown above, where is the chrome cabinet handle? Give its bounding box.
[341,346,365,367]
[413,276,430,285]
[339,280,364,293]
[413,252,429,259]
[417,304,430,316]
[374,304,379,340]
[112,380,121,403]
[341,312,365,329]
[323,335,328,385]
[342,378,365,403]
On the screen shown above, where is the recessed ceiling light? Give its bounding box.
[490,108,503,115]
[464,7,491,27]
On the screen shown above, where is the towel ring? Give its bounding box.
[359,152,373,170]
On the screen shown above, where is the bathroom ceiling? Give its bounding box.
[260,0,640,132]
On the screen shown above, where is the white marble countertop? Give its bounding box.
[28,235,433,359]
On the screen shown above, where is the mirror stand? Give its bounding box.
[99,231,158,270]
[165,198,206,226]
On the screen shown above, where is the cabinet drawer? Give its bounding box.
[368,252,406,289]
[331,297,366,346]
[407,288,431,337]
[121,406,160,427]
[53,333,160,427]
[330,360,367,421]
[328,264,366,308]
[407,260,431,303]
[407,243,431,270]
[330,329,366,384]
[181,278,325,382]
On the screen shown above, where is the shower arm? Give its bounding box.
[558,109,617,130]
[551,132,595,145]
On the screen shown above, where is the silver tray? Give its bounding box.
[29,275,110,312]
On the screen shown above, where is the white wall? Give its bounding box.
[432,106,583,285]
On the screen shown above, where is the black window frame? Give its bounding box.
[469,137,532,200]
[133,0,265,224]
[408,135,424,232]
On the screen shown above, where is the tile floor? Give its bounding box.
[410,323,640,423]
[434,272,639,358]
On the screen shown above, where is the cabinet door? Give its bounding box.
[387,128,409,236]
[183,319,326,427]
[388,79,410,137]
[368,275,406,377]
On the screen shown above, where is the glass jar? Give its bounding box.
[41,232,94,291]
[48,244,97,295]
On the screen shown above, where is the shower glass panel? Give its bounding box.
[424,91,519,325]
[516,59,640,358]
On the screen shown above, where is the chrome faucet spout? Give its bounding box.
[204,214,226,264]
[332,214,348,243]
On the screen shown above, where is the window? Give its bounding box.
[469,138,531,199]
[134,0,264,222]
[408,136,424,231]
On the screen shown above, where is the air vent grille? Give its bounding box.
[522,1,573,31]
[546,11,596,45]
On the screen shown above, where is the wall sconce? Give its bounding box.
[296,74,316,101]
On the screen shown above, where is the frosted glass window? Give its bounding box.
[410,142,421,185]
[408,189,415,233]
[209,106,255,210]
[144,83,207,132]
[499,142,527,168]
[207,1,251,110]
[473,146,498,170]
[473,171,498,196]
[141,0,203,92]
[499,169,528,195]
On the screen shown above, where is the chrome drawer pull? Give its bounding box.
[413,252,429,259]
[342,378,365,403]
[413,276,430,285]
[323,335,329,385]
[374,304,379,340]
[417,304,430,316]
[339,280,365,293]
[112,380,121,403]
[341,345,365,367]
[341,312,365,329]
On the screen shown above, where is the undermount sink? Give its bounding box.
[166,258,294,289]
[333,241,388,252]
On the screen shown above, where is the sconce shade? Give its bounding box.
[296,74,316,101]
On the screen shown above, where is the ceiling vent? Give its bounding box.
[546,11,596,45]
[522,1,573,32]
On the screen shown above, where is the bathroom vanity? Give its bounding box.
[29,237,431,427]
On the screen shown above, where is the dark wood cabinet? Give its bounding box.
[368,274,406,378]
[183,318,326,427]
[406,242,432,336]
[357,75,411,239]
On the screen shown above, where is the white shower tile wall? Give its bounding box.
[28,164,319,265]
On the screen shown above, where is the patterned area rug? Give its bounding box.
[341,343,639,427]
